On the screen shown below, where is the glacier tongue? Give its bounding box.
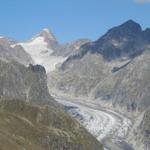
[54,95,133,150]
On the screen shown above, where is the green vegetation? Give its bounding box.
[0,98,103,150]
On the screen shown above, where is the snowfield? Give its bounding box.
[54,95,133,150]
[18,36,66,72]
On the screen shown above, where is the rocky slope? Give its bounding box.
[52,39,91,57]
[0,39,103,149]
[127,107,150,150]
[48,20,150,114]
[65,20,149,61]
[47,20,150,150]
[0,37,33,65]
[0,19,149,150]
[0,98,103,150]
[0,60,55,105]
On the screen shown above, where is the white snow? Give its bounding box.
[18,36,66,72]
[10,44,17,48]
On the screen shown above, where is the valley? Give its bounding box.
[0,19,149,150]
[53,94,133,150]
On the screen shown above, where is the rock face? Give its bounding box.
[92,20,144,60]
[0,37,33,65]
[39,28,59,49]
[127,107,150,150]
[0,99,103,150]
[139,108,150,149]
[0,60,55,105]
[48,20,150,113]
[52,39,91,57]
[19,29,66,73]
[67,20,149,61]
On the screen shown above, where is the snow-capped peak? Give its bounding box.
[39,28,57,41]
[42,28,51,33]
[18,29,66,73]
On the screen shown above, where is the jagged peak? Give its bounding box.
[120,19,142,30]
[39,28,57,41]
[42,28,50,33]
[101,19,142,40]
[123,19,138,25]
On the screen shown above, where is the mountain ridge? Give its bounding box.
[0,19,149,150]
[47,20,150,150]
[62,20,149,64]
[0,33,103,149]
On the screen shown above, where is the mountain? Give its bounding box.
[63,20,150,64]
[127,107,150,150]
[39,28,59,49]
[0,98,103,150]
[0,60,55,105]
[0,36,103,149]
[48,20,150,113]
[0,20,149,150]
[47,20,150,149]
[0,37,33,65]
[18,29,66,73]
[91,19,144,60]
[18,29,90,73]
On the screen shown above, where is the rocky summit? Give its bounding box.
[64,20,149,62]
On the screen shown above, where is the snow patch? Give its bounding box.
[10,44,17,48]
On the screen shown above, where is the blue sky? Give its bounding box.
[0,0,149,43]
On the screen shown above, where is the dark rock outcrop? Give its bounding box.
[64,20,149,63]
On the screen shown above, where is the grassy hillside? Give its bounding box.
[0,98,103,150]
